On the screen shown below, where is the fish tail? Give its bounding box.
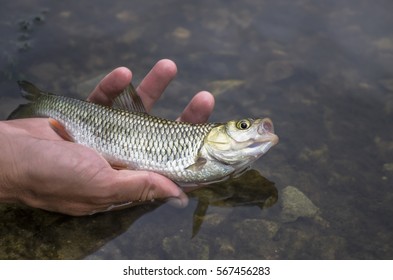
[18,80,45,101]
[7,81,47,120]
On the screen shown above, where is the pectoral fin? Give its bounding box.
[105,155,134,170]
[185,157,207,172]
[110,163,129,170]
[48,118,74,142]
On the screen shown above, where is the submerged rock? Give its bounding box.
[264,60,294,83]
[234,218,280,240]
[280,186,320,223]
[162,234,210,259]
[215,237,235,258]
[172,27,191,39]
[208,79,245,97]
[233,218,281,259]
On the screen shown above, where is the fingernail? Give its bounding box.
[166,197,187,208]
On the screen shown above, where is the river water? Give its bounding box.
[0,0,392,259]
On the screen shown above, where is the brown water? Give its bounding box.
[0,0,392,259]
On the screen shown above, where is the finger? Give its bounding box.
[104,169,188,209]
[176,91,215,123]
[87,67,132,105]
[137,59,177,112]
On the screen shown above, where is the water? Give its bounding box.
[0,0,392,259]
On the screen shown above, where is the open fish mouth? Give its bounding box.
[257,118,279,145]
[244,118,279,155]
[247,137,278,154]
[258,118,275,134]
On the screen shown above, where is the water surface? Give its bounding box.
[1,0,392,259]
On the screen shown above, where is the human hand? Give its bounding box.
[0,59,215,215]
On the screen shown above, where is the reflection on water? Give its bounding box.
[0,202,159,259]
[0,170,276,259]
[189,170,277,237]
[86,170,279,259]
[1,0,393,259]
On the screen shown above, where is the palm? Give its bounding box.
[2,59,215,215]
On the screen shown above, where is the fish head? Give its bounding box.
[205,118,279,170]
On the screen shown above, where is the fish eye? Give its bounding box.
[236,119,251,130]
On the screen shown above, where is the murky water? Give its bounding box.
[1,0,393,259]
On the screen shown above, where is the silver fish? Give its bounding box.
[8,81,279,185]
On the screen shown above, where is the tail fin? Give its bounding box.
[18,80,45,101]
[7,81,46,120]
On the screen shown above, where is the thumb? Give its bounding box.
[99,169,188,212]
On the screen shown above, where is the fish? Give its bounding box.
[8,80,279,185]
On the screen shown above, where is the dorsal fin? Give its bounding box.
[112,83,146,113]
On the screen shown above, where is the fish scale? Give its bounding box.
[8,81,279,185]
[26,93,218,182]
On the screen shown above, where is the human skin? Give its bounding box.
[0,59,215,216]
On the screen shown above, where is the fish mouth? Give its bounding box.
[257,118,279,146]
[245,118,279,155]
[247,137,278,154]
[259,118,274,133]
[258,118,275,134]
